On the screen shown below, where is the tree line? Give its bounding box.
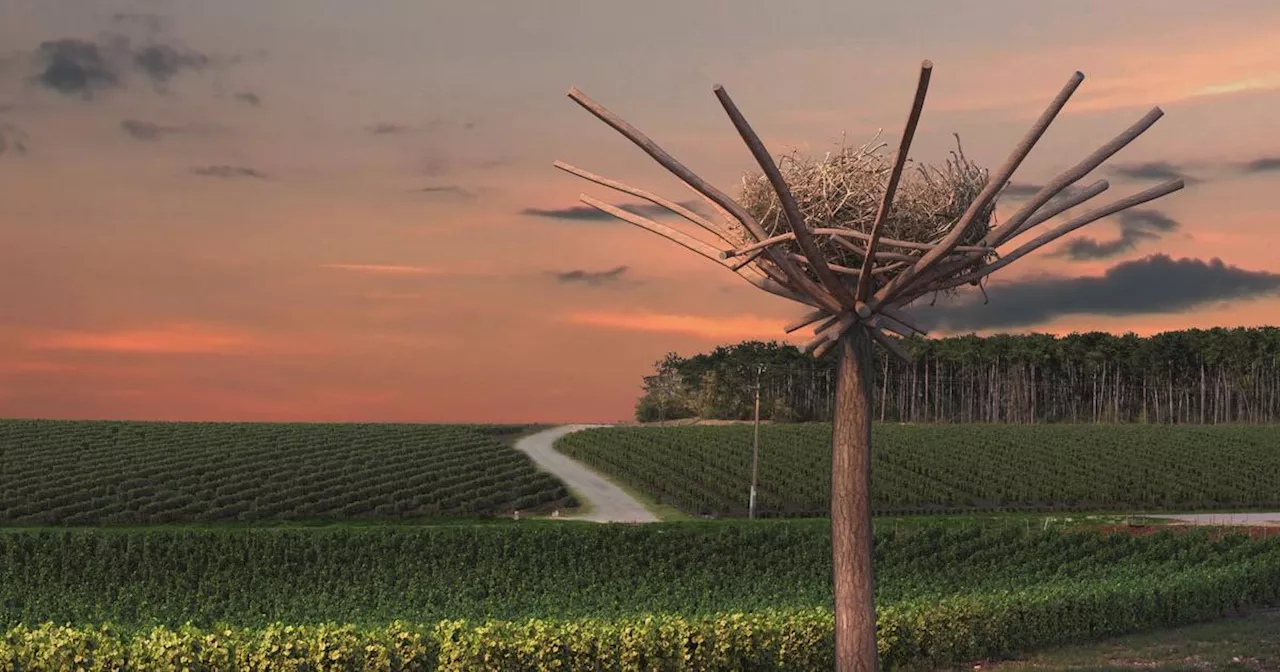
[636,327,1280,424]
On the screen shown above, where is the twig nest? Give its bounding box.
[737,133,997,288]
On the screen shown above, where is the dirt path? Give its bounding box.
[514,425,658,523]
[1146,512,1280,527]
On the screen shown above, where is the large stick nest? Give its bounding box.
[736,133,998,289]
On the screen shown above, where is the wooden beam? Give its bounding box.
[713,84,858,310]
[577,194,820,307]
[1004,179,1109,243]
[785,308,830,333]
[858,61,933,302]
[553,160,735,245]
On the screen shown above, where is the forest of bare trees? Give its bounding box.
[636,327,1280,424]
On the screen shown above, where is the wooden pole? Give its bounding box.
[750,363,764,519]
[832,326,878,672]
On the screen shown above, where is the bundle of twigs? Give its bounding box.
[735,134,995,300]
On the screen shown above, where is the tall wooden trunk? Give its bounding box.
[831,327,879,671]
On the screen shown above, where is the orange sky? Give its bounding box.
[1,1,1279,423]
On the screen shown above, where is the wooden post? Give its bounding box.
[750,363,764,519]
[832,327,878,672]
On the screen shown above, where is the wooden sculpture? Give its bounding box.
[556,62,1183,671]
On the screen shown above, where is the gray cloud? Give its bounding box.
[26,22,233,101]
[120,118,222,141]
[521,200,704,222]
[1240,156,1280,174]
[120,119,164,140]
[191,165,267,180]
[31,38,122,98]
[368,122,411,135]
[419,185,475,198]
[1108,160,1199,184]
[1050,209,1180,261]
[132,43,208,87]
[905,254,1280,332]
[234,91,261,107]
[553,266,629,286]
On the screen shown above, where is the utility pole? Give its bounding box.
[749,363,764,519]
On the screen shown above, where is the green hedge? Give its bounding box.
[3,559,1278,672]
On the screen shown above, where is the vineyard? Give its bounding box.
[0,420,575,524]
[557,423,1280,517]
[0,523,1276,668]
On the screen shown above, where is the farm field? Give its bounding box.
[1,522,1279,669]
[557,423,1280,518]
[0,420,574,525]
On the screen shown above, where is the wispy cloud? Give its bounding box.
[521,200,704,222]
[233,91,261,107]
[25,323,271,355]
[1238,156,1280,174]
[1051,209,1181,261]
[1107,160,1200,184]
[553,266,629,287]
[367,122,413,135]
[419,185,475,198]
[191,165,267,179]
[564,310,788,340]
[321,263,447,276]
[120,118,221,141]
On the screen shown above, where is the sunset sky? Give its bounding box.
[2,1,1279,423]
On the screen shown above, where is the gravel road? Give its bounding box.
[1146,512,1280,526]
[514,425,658,523]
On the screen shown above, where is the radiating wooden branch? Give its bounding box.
[1003,179,1109,245]
[567,87,840,313]
[868,327,912,364]
[785,308,829,333]
[829,236,919,263]
[868,71,1086,310]
[813,314,842,334]
[877,305,928,336]
[713,84,859,310]
[901,180,1111,300]
[909,179,1185,297]
[803,313,857,354]
[790,254,899,278]
[728,247,765,271]
[553,160,735,245]
[577,194,820,307]
[981,107,1165,248]
[858,60,933,302]
[681,182,745,243]
[903,179,1112,295]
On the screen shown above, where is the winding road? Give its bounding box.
[514,425,658,523]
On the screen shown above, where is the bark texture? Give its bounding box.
[831,326,878,671]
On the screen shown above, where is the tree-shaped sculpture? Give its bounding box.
[555,62,1183,671]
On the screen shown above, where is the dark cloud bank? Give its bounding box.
[904,254,1280,332]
